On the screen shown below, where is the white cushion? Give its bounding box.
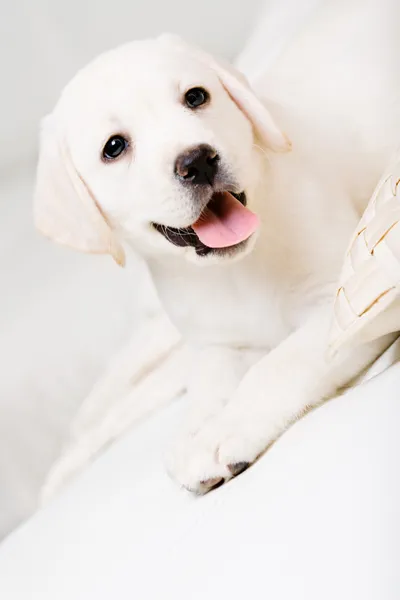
[0,355,399,600]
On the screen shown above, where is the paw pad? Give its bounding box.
[227,462,250,477]
[198,477,225,494]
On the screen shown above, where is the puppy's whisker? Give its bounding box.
[163,226,196,242]
[229,186,242,195]
[196,210,210,224]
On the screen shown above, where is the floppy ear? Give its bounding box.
[210,59,291,153]
[34,116,125,266]
[159,33,291,153]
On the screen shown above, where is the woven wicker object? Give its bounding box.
[329,151,400,354]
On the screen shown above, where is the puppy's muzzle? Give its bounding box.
[175,144,219,186]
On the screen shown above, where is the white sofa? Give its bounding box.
[0,348,399,599]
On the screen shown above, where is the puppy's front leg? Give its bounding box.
[41,312,181,503]
[170,311,393,493]
[166,345,263,493]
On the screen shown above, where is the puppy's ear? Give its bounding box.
[34,116,125,266]
[211,59,291,153]
[158,33,290,152]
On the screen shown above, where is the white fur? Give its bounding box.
[37,0,400,497]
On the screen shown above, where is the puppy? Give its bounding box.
[35,2,400,494]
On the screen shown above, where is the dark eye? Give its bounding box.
[184,87,209,109]
[102,135,128,160]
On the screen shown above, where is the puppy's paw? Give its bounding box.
[166,405,274,494]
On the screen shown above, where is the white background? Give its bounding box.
[0,0,264,170]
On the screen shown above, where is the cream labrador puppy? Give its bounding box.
[35,1,400,494]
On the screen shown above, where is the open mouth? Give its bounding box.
[153,191,259,256]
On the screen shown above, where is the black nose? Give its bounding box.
[175,144,219,186]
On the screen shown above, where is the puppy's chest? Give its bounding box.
[151,263,293,349]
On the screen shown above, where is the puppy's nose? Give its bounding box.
[175,144,219,185]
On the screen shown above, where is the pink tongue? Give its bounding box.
[192,192,259,248]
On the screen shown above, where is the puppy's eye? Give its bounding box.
[184,87,209,109]
[102,135,128,160]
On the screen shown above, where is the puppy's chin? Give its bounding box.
[124,186,260,265]
[148,187,260,265]
[183,232,258,266]
[124,225,258,267]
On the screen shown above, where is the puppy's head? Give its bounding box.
[34,34,290,266]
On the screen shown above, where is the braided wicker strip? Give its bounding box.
[329,151,400,354]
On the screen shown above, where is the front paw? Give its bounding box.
[166,408,272,494]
